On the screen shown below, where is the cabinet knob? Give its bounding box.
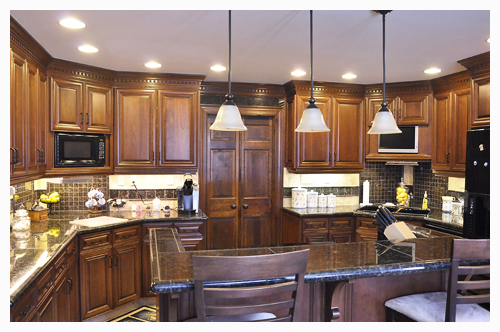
[243,204,249,209]
[231,204,237,209]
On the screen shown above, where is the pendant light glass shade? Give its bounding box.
[209,99,247,131]
[295,102,330,132]
[210,11,247,132]
[368,10,401,135]
[295,10,330,133]
[367,104,401,134]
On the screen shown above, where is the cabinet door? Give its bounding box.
[67,262,80,322]
[55,272,69,322]
[85,84,113,134]
[397,93,430,125]
[37,71,48,172]
[37,292,56,322]
[366,96,397,126]
[281,211,301,245]
[80,246,113,320]
[470,79,490,128]
[113,241,142,308]
[10,51,27,177]
[432,92,451,172]
[333,97,364,170]
[51,77,84,132]
[26,62,39,174]
[158,90,198,169]
[449,88,470,173]
[115,89,156,169]
[296,95,333,169]
[355,218,377,242]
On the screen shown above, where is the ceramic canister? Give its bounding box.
[327,194,336,207]
[318,194,327,207]
[291,187,307,208]
[307,191,318,208]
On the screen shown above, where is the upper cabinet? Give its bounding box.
[458,52,490,128]
[114,73,204,174]
[50,74,113,134]
[364,82,433,161]
[284,81,365,173]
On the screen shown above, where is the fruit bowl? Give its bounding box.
[40,192,60,214]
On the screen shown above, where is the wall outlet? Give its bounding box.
[130,175,137,185]
[118,175,125,186]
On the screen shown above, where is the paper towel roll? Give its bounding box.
[363,180,370,205]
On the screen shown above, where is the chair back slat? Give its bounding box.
[204,282,298,299]
[192,249,309,322]
[445,239,490,322]
[205,299,295,316]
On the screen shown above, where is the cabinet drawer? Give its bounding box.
[176,222,203,234]
[303,218,328,232]
[113,225,140,244]
[330,218,353,232]
[66,237,78,266]
[54,251,68,281]
[80,231,111,251]
[11,285,37,322]
[302,232,329,243]
[357,219,376,229]
[36,265,54,302]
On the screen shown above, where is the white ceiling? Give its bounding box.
[10,10,490,85]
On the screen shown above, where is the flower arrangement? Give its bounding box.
[107,198,127,212]
[85,186,106,213]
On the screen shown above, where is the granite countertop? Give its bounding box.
[10,209,207,306]
[281,205,463,232]
[149,227,480,294]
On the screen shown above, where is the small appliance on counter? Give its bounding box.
[177,174,199,214]
[463,128,490,239]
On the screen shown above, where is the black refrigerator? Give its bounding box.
[463,128,490,239]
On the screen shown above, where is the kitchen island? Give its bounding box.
[149,227,485,322]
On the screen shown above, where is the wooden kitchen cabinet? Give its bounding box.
[10,49,49,183]
[79,225,141,320]
[354,217,378,242]
[284,81,365,173]
[366,92,431,126]
[431,88,470,177]
[50,76,113,134]
[281,210,354,245]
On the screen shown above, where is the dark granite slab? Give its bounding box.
[149,228,484,295]
[10,209,207,307]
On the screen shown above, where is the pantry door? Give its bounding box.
[203,107,281,249]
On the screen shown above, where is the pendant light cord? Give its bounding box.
[309,10,314,104]
[382,12,386,106]
[228,10,232,100]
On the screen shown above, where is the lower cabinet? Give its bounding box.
[79,225,142,320]
[354,217,378,242]
[281,211,354,245]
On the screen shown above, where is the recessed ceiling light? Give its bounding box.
[210,65,226,71]
[59,18,86,29]
[342,73,357,79]
[77,45,99,53]
[145,62,162,68]
[291,70,306,77]
[487,38,490,43]
[424,68,441,74]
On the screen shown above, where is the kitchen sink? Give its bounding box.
[69,216,129,227]
[355,205,430,216]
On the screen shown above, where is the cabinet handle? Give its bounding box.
[121,234,132,239]
[14,148,19,164]
[115,254,118,266]
[243,204,249,209]
[69,248,76,255]
[20,304,31,316]
[80,112,83,124]
[40,149,45,162]
[153,152,155,162]
[44,280,52,289]
[10,148,15,164]
[37,149,43,163]
[329,152,331,163]
[58,261,67,271]
[66,277,73,295]
[86,113,89,125]
[446,152,450,163]
[90,239,103,246]
[231,204,237,209]
[109,256,113,268]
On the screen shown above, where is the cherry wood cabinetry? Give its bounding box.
[10,284,38,322]
[50,76,113,134]
[10,50,49,183]
[141,221,206,297]
[114,74,203,174]
[431,72,471,177]
[458,52,490,128]
[364,82,433,161]
[281,210,354,245]
[284,81,365,173]
[79,225,141,320]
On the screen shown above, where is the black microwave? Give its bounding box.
[55,132,106,167]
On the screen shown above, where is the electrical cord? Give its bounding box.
[132,181,147,206]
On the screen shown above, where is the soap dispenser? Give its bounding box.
[422,191,428,210]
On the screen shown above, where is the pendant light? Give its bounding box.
[210,11,247,131]
[367,10,401,135]
[295,10,330,132]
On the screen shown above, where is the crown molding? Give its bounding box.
[10,16,52,70]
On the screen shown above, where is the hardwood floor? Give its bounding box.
[84,297,156,322]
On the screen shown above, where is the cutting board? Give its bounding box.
[69,216,128,227]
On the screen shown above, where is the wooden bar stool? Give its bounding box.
[385,239,490,322]
[187,249,309,322]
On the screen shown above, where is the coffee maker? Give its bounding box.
[177,174,199,214]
